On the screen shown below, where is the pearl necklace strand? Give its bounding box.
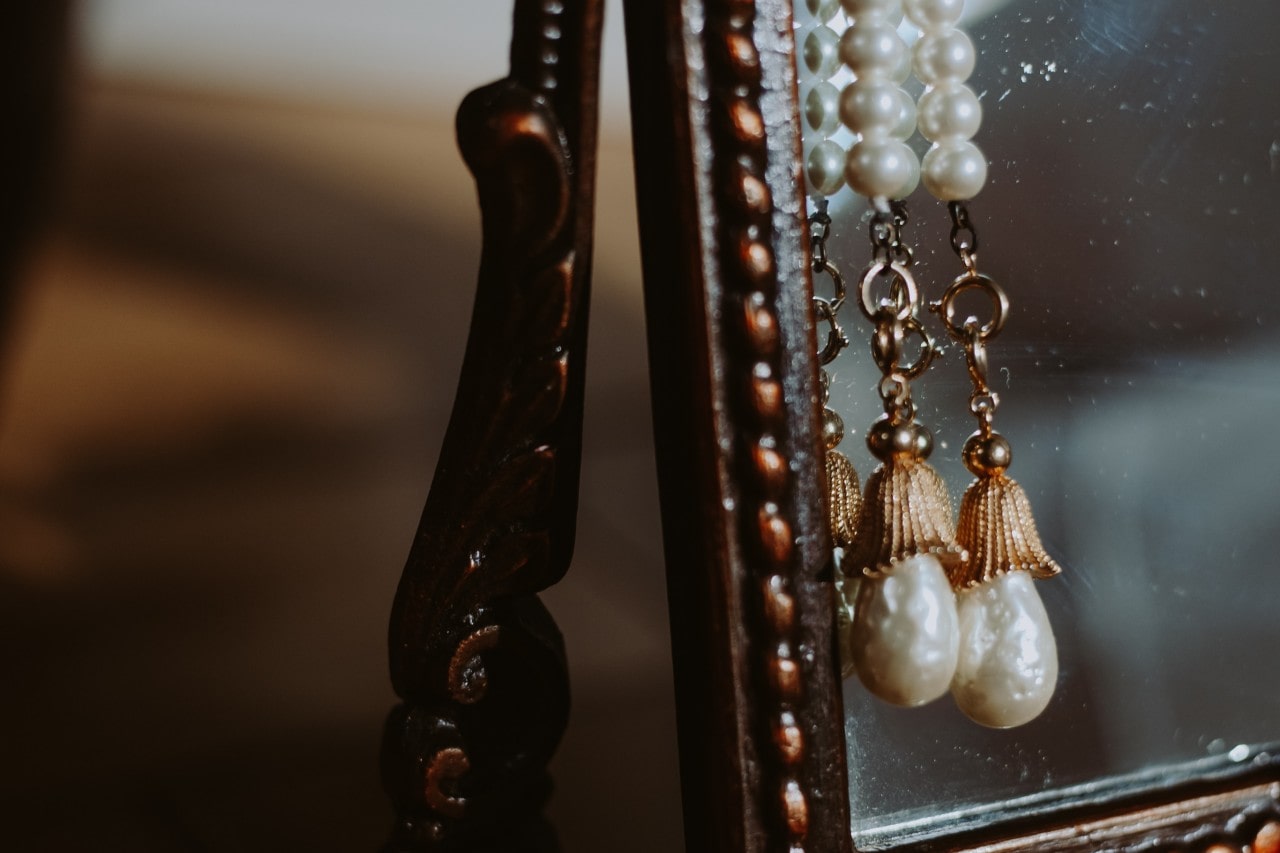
[800,0,988,205]
[908,0,988,200]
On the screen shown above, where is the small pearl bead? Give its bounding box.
[849,554,960,707]
[807,139,847,196]
[922,139,987,200]
[903,0,964,30]
[805,0,842,24]
[917,81,982,141]
[951,571,1058,728]
[839,79,901,137]
[805,82,842,136]
[847,138,920,199]
[914,28,976,84]
[888,35,914,84]
[803,25,842,80]
[839,19,909,80]
[840,0,905,26]
[891,87,918,139]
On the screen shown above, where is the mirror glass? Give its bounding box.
[796,0,1280,845]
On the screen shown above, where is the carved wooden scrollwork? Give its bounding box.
[380,1,602,849]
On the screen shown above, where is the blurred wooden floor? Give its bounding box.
[0,82,682,851]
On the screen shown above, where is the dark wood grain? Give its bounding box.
[380,1,602,849]
[622,1,852,851]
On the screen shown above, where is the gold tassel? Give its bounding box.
[845,452,966,578]
[952,473,1062,589]
[826,448,862,549]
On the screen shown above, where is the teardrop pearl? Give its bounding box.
[951,571,1058,728]
[849,554,960,707]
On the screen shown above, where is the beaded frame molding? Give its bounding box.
[383,0,1280,851]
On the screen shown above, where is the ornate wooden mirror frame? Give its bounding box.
[378,1,1280,851]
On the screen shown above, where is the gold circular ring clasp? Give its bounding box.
[812,259,847,313]
[813,298,847,365]
[858,261,918,322]
[896,316,935,380]
[937,272,1009,342]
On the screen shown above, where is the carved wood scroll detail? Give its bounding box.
[380,1,602,850]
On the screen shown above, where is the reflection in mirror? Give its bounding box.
[796,0,1280,846]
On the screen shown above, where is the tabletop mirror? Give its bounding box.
[378,0,1280,850]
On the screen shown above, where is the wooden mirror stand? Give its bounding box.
[379,1,1280,851]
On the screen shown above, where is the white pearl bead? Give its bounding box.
[891,86,918,139]
[805,0,843,24]
[922,138,987,200]
[889,36,914,85]
[903,0,964,30]
[951,571,1058,728]
[847,138,919,199]
[839,20,909,80]
[803,25,842,80]
[913,28,976,84]
[805,81,842,136]
[917,81,982,141]
[807,139,847,196]
[849,554,960,707]
[839,79,901,137]
[840,0,905,26]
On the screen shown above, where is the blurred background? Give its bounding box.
[0,2,683,850]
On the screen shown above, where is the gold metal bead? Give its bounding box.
[866,415,921,461]
[826,448,862,549]
[822,407,846,449]
[962,430,1012,476]
[911,422,934,460]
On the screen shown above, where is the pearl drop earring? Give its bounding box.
[801,0,965,709]
[932,204,1062,729]
[841,202,964,708]
[905,0,1063,728]
[797,0,1064,725]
